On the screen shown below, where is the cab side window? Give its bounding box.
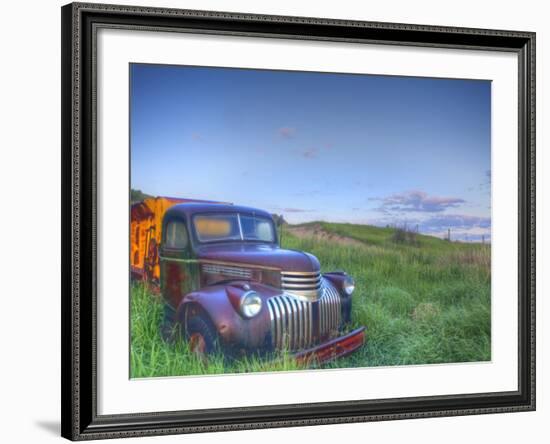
[165,220,188,249]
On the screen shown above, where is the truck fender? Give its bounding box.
[175,283,273,350]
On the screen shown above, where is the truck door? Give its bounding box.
[160,217,196,309]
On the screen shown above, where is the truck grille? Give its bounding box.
[202,263,252,279]
[280,271,322,300]
[267,278,341,351]
[318,282,342,340]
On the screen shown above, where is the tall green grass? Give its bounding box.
[130,283,307,378]
[130,223,490,378]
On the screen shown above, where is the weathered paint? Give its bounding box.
[130,197,226,281]
[130,200,365,361]
[175,282,278,351]
[295,327,366,365]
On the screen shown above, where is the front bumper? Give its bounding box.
[294,326,366,365]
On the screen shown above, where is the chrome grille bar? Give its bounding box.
[202,263,252,279]
[319,293,325,334]
[292,299,299,351]
[273,297,286,349]
[267,278,342,351]
[281,296,293,350]
[281,276,321,283]
[280,282,322,289]
[281,270,322,300]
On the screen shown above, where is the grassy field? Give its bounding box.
[130,222,490,378]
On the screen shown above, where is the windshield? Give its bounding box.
[193,213,276,244]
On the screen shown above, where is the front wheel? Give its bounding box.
[185,314,221,357]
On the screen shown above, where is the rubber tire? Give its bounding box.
[185,314,221,355]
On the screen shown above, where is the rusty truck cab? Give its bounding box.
[160,203,278,310]
[157,202,365,361]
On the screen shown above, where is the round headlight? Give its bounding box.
[240,291,262,318]
[343,275,355,295]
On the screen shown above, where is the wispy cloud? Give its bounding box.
[420,214,491,242]
[269,205,313,213]
[373,190,465,213]
[368,213,491,242]
[421,214,491,230]
[278,127,296,138]
[282,207,312,213]
[302,148,319,159]
[292,190,322,197]
[467,170,491,193]
[481,169,491,191]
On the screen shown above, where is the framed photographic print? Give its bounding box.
[61,2,536,440]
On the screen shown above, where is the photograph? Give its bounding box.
[58,2,537,439]
[129,63,492,378]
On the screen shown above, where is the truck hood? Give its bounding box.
[196,243,320,272]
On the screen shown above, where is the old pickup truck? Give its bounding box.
[130,197,365,364]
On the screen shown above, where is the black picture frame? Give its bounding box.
[61,2,536,440]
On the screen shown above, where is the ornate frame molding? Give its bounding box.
[61,2,535,440]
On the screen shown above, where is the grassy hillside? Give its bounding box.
[130,222,490,377]
[283,222,490,369]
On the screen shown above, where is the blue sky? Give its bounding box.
[130,64,491,242]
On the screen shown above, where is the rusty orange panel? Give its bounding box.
[130,196,227,282]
